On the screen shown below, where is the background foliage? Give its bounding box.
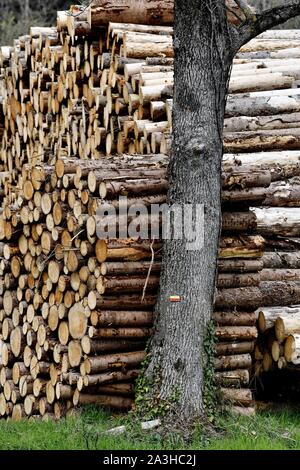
[250,0,300,28]
[0,1,299,46]
[0,0,71,45]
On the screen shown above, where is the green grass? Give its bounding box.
[1,405,300,450]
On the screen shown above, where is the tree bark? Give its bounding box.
[143,1,233,423]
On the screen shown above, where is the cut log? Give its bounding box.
[275,317,300,343]
[223,150,300,181]
[214,354,252,371]
[215,341,255,356]
[68,303,88,339]
[260,269,300,282]
[257,306,300,332]
[100,261,161,276]
[68,341,82,368]
[103,275,159,293]
[261,180,300,207]
[213,311,256,326]
[83,350,146,375]
[224,113,300,133]
[81,337,146,355]
[219,235,265,259]
[91,310,154,327]
[215,326,258,341]
[284,334,300,363]
[89,1,174,27]
[88,326,152,339]
[217,259,263,273]
[225,126,300,151]
[216,282,300,309]
[222,168,271,189]
[217,273,260,288]
[80,369,141,389]
[230,406,255,416]
[88,293,157,310]
[253,207,300,237]
[215,370,250,388]
[73,391,133,410]
[271,341,283,362]
[262,252,300,269]
[220,388,253,406]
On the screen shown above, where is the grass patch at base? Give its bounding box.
[0,405,300,450]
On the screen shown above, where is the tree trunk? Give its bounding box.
[144,1,232,423]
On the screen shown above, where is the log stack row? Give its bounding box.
[0,3,300,418]
[255,305,300,373]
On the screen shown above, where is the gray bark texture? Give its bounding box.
[143,0,233,422]
[141,0,300,427]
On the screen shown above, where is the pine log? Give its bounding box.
[68,303,88,340]
[97,383,134,397]
[88,326,152,339]
[271,341,283,362]
[214,354,252,371]
[68,341,82,368]
[224,128,300,153]
[213,311,256,326]
[95,239,163,263]
[275,317,300,343]
[262,251,300,269]
[261,269,300,282]
[217,273,260,288]
[81,337,146,355]
[88,293,157,310]
[223,150,300,181]
[217,259,263,273]
[258,305,300,332]
[222,187,266,203]
[89,1,174,27]
[215,326,258,341]
[222,212,257,232]
[103,275,159,293]
[215,370,250,387]
[223,168,272,189]
[261,179,300,207]
[224,112,300,133]
[218,235,265,259]
[99,179,169,199]
[73,391,133,410]
[226,90,300,118]
[220,388,253,406]
[284,334,300,363]
[91,310,154,327]
[253,207,300,237]
[100,261,161,276]
[215,341,255,356]
[83,350,146,375]
[262,352,274,372]
[216,282,300,309]
[80,369,141,390]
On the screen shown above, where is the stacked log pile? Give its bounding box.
[0,2,300,419]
